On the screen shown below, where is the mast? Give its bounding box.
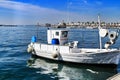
[98,14,102,50]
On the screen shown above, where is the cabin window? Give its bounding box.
[62,31,68,37]
[55,32,59,36]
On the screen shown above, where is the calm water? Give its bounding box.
[0,26,120,80]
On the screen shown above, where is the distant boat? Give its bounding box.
[27,16,120,67]
[0,25,3,26]
[57,20,66,28]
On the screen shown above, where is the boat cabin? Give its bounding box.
[47,29,68,45]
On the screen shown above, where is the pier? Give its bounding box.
[107,73,120,80]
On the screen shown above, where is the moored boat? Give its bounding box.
[27,16,120,67]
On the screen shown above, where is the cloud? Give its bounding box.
[0,1,70,24]
[0,1,65,15]
[1,0,118,24]
[0,0,96,24]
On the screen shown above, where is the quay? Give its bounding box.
[107,73,120,80]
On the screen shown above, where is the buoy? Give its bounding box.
[52,51,59,58]
[27,47,33,53]
[99,29,108,37]
[108,31,118,40]
[27,44,34,53]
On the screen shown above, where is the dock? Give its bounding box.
[107,73,120,80]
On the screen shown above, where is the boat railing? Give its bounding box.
[34,43,70,54]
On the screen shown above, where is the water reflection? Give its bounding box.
[27,56,117,80]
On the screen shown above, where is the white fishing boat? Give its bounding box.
[27,16,120,67]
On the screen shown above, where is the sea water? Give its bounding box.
[0,26,120,80]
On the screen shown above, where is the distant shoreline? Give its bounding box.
[0,25,120,29]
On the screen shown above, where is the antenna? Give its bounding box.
[98,14,102,50]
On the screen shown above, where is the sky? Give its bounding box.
[0,0,120,25]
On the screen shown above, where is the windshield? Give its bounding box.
[61,31,68,37]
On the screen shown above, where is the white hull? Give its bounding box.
[28,43,120,65]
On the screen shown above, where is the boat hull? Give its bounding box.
[28,43,120,66]
[32,51,120,65]
[31,54,118,68]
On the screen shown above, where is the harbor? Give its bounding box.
[0,26,119,80]
[44,21,120,29]
[0,0,120,80]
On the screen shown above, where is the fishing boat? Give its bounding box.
[27,16,120,67]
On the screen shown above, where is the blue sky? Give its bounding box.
[0,0,120,25]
